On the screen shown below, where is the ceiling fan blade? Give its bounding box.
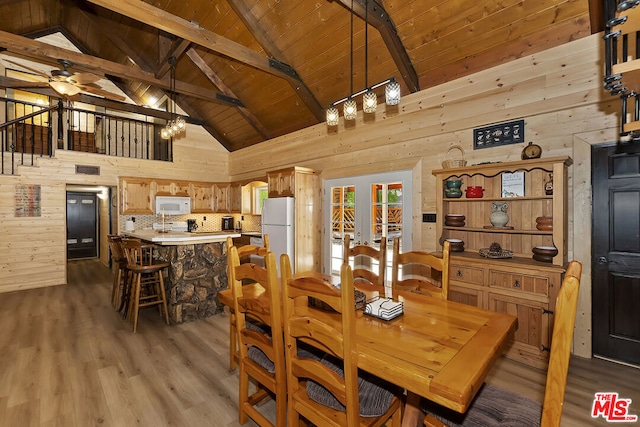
[3,58,50,79]
[78,85,126,102]
[1,80,49,89]
[72,72,101,85]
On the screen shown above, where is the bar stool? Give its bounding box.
[107,235,128,310]
[121,239,170,333]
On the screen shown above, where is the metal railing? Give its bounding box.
[1,97,174,175]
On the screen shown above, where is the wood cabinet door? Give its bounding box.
[191,183,214,213]
[268,169,295,197]
[214,183,231,212]
[449,285,483,307]
[154,179,173,196]
[120,178,153,214]
[154,180,190,197]
[229,182,242,213]
[488,292,550,367]
[172,181,190,196]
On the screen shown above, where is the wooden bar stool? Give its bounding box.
[121,239,170,333]
[107,235,128,310]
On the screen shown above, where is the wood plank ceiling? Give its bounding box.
[0,0,600,152]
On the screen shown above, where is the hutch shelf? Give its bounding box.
[433,156,573,368]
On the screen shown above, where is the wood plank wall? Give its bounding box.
[229,33,620,358]
[0,125,229,294]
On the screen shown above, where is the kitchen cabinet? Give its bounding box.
[229,182,242,213]
[267,167,297,197]
[213,183,231,213]
[154,179,190,197]
[119,177,153,214]
[433,157,572,368]
[266,166,322,272]
[190,182,214,213]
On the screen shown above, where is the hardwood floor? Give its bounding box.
[0,259,638,426]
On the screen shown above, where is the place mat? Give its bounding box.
[479,248,514,259]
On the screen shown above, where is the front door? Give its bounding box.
[324,170,412,278]
[67,192,98,259]
[592,144,640,366]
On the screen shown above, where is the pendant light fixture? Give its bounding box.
[362,1,377,114]
[344,0,357,121]
[161,56,186,140]
[325,0,401,127]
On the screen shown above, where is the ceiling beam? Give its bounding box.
[331,0,419,93]
[156,38,191,79]
[87,0,303,84]
[0,30,243,107]
[186,48,270,140]
[226,0,325,121]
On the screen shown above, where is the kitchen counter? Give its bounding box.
[125,230,240,245]
[240,231,262,237]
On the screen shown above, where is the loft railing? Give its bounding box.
[603,0,640,142]
[0,98,54,175]
[1,97,173,175]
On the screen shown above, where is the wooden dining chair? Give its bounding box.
[391,237,451,299]
[121,239,170,333]
[423,260,583,427]
[225,235,270,371]
[280,254,403,427]
[228,245,285,427]
[343,235,387,287]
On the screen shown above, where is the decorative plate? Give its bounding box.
[479,248,514,259]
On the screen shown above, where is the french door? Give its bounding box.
[324,171,412,278]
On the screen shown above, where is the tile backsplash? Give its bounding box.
[119,213,261,233]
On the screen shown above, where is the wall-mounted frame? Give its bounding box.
[473,119,524,149]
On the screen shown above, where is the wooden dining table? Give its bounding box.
[218,275,517,427]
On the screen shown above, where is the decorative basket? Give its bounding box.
[442,145,467,169]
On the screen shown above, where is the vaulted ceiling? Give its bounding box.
[0,0,602,152]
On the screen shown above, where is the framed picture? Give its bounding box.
[502,172,525,197]
[473,119,525,149]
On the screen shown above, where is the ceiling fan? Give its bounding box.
[4,58,126,101]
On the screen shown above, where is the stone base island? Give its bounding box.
[125,230,240,324]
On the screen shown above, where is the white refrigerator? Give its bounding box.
[262,197,295,272]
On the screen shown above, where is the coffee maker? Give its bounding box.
[221,216,234,231]
[187,219,198,232]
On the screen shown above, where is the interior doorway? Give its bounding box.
[66,191,98,259]
[592,143,640,366]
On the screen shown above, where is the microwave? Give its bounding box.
[155,196,191,215]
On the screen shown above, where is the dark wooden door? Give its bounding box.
[592,144,640,366]
[66,192,98,259]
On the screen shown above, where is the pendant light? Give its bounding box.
[344,0,357,121]
[324,0,401,127]
[362,0,377,114]
[161,56,186,139]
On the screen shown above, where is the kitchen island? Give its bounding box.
[125,230,240,324]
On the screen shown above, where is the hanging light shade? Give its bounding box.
[326,105,339,126]
[49,80,82,96]
[344,97,357,121]
[176,116,186,130]
[385,78,401,105]
[161,128,170,139]
[363,90,377,114]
